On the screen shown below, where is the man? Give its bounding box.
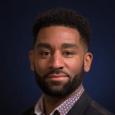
[23,8,113,115]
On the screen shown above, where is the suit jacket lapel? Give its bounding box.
[67,92,92,115]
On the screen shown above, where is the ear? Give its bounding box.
[28,50,35,71]
[84,52,93,72]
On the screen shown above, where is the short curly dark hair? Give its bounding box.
[32,8,91,49]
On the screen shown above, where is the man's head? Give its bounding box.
[29,8,93,98]
[32,8,91,49]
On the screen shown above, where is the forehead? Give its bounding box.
[35,26,81,47]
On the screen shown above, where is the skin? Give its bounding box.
[29,26,93,114]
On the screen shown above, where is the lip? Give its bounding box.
[47,74,68,81]
[48,73,67,78]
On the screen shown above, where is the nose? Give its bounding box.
[49,51,64,69]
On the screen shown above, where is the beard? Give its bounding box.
[34,66,84,98]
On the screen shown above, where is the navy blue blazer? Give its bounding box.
[23,92,114,115]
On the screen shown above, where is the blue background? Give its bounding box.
[0,0,115,114]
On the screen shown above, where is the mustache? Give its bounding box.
[44,68,70,78]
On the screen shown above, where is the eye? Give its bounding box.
[38,50,51,59]
[63,51,76,58]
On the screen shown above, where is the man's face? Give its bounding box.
[29,26,93,97]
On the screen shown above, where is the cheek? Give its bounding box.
[65,58,83,75]
[34,58,49,76]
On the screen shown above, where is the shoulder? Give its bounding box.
[86,100,114,115]
[68,92,114,115]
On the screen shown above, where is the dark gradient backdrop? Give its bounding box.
[0,0,115,115]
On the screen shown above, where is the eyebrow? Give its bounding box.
[35,43,78,50]
[36,43,51,50]
[62,43,78,49]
